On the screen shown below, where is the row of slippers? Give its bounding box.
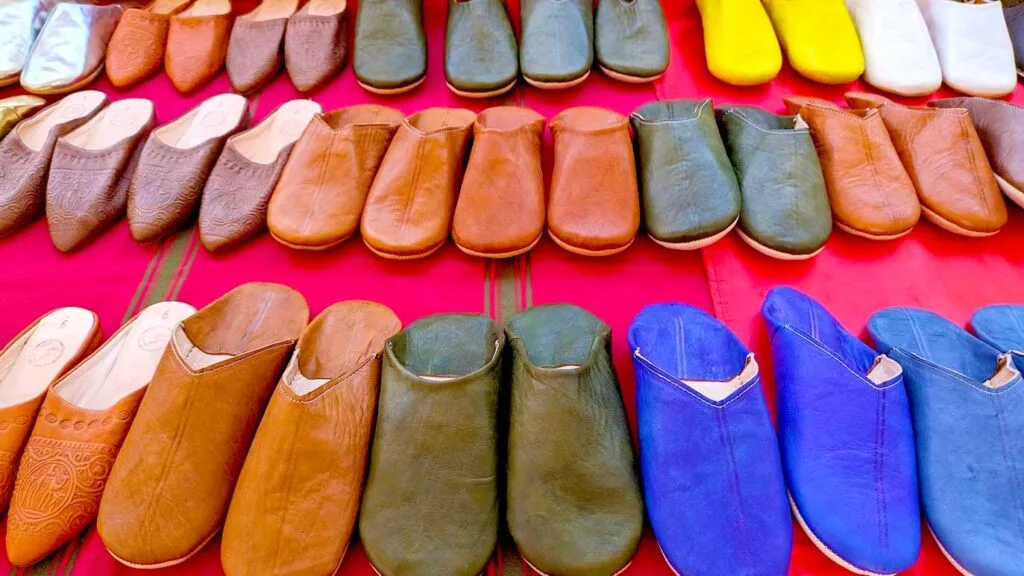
[704,0,1023,96]
[0,0,671,97]
[3,89,1023,259]
[0,283,639,575]
[0,282,1019,576]
[636,288,1024,576]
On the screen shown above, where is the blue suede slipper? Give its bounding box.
[869,307,1024,576]
[628,303,792,576]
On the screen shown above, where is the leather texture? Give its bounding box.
[222,301,401,576]
[106,9,174,89]
[359,314,503,576]
[507,304,643,576]
[520,0,593,85]
[869,307,1024,576]
[695,0,781,85]
[360,108,476,259]
[198,101,319,252]
[917,0,1017,97]
[846,0,941,96]
[630,100,741,247]
[20,3,122,94]
[128,95,250,243]
[628,303,791,576]
[763,0,863,84]
[97,283,308,568]
[0,309,102,516]
[717,105,832,257]
[226,17,286,94]
[353,0,426,91]
[165,9,233,94]
[452,107,546,258]
[0,92,107,238]
[445,0,518,95]
[931,96,1024,203]
[763,288,920,575]
[847,92,1007,236]
[594,0,669,81]
[548,107,640,256]
[4,302,194,566]
[784,96,920,239]
[0,0,44,85]
[285,4,347,93]
[0,96,44,143]
[973,304,1024,374]
[268,105,403,250]
[46,101,155,253]
[1007,1,1024,73]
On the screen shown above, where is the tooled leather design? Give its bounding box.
[6,436,119,536]
[199,145,291,250]
[226,19,286,94]
[46,143,137,250]
[107,10,170,86]
[0,410,37,509]
[0,134,50,235]
[128,138,221,241]
[284,14,346,92]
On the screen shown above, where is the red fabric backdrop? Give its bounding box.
[0,0,1021,574]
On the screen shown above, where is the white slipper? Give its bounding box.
[847,0,942,96]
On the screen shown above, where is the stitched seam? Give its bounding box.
[721,410,754,568]
[775,326,903,389]
[959,116,992,216]
[723,108,809,136]
[630,99,710,125]
[633,351,759,408]
[398,141,425,238]
[876,389,889,548]
[889,348,1022,394]
[994,394,1024,541]
[861,119,896,224]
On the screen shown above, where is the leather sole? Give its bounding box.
[547,228,633,257]
[928,524,975,576]
[105,529,219,570]
[995,173,1024,210]
[790,494,897,576]
[447,78,517,99]
[835,221,913,241]
[23,64,105,95]
[358,75,426,95]
[362,236,446,260]
[599,65,664,84]
[454,231,543,259]
[736,229,825,261]
[920,205,1000,238]
[523,70,590,90]
[270,229,354,251]
[647,217,738,250]
[523,555,633,576]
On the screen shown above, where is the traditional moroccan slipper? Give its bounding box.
[46,98,156,252]
[198,99,321,252]
[164,0,233,94]
[5,301,195,566]
[737,228,825,260]
[648,218,738,251]
[227,0,299,93]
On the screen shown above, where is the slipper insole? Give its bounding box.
[305,0,346,17]
[243,0,299,21]
[158,93,248,150]
[232,99,321,164]
[63,99,154,150]
[0,308,96,408]
[18,91,107,151]
[181,0,231,18]
[54,302,196,410]
[150,0,193,16]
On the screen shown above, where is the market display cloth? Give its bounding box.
[0,0,1019,574]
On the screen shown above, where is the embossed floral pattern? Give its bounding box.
[106,10,172,88]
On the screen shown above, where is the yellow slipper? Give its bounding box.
[696,0,782,86]
[763,0,865,84]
